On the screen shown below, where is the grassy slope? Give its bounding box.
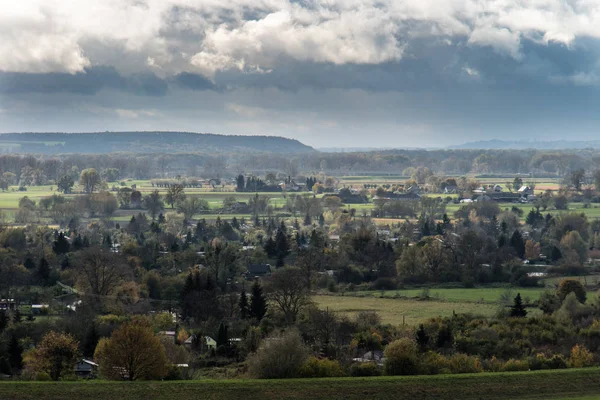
[2,369,600,400]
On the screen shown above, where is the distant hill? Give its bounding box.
[450,139,600,150]
[0,132,315,154]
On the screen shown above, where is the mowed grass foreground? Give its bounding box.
[2,369,600,400]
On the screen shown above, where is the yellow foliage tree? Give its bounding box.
[24,331,80,381]
[94,318,167,380]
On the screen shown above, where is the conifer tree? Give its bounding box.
[239,289,249,319]
[510,293,528,317]
[250,280,267,322]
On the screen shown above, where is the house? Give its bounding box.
[493,184,503,192]
[74,359,99,378]
[406,185,421,194]
[518,186,533,195]
[184,335,217,353]
[444,185,457,194]
[0,299,16,311]
[245,263,272,279]
[31,304,49,315]
[353,350,385,365]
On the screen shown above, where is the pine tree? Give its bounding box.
[52,232,70,254]
[216,322,228,348]
[510,293,528,317]
[239,289,249,319]
[8,333,22,372]
[415,324,429,353]
[303,213,312,226]
[0,310,8,334]
[510,230,526,258]
[249,280,267,322]
[37,258,51,286]
[83,323,100,358]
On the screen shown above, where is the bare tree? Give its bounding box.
[267,267,311,324]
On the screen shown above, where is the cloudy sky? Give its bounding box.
[2,0,600,148]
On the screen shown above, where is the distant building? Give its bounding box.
[74,359,99,378]
[245,263,272,279]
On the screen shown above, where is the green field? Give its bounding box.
[348,287,546,303]
[2,369,600,400]
[314,295,502,325]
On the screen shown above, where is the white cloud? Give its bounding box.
[3,0,600,75]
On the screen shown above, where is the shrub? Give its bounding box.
[568,344,595,368]
[419,351,450,375]
[482,356,503,372]
[447,353,483,374]
[501,358,530,372]
[383,338,419,376]
[528,353,567,370]
[371,278,396,291]
[558,279,587,304]
[350,363,382,377]
[299,357,345,378]
[247,330,308,379]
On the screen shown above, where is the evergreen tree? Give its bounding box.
[415,324,429,353]
[83,323,100,358]
[249,280,267,322]
[239,289,249,319]
[236,174,245,191]
[24,257,35,270]
[52,232,70,255]
[510,293,528,317]
[0,310,8,334]
[275,221,290,261]
[551,245,562,262]
[216,322,228,348]
[231,217,240,229]
[510,230,526,258]
[8,333,22,372]
[318,213,325,227]
[37,258,51,286]
[303,213,312,226]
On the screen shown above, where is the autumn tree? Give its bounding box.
[176,196,208,222]
[558,279,587,304]
[165,184,186,209]
[24,331,79,381]
[142,190,164,220]
[79,168,101,194]
[524,240,541,261]
[94,319,167,380]
[57,175,74,194]
[74,247,129,307]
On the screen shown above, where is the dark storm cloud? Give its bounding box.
[0,66,169,96]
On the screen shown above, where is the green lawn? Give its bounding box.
[313,294,503,326]
[2,369,600,400]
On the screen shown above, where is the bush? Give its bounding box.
[447,353,483,374]
[528,353,567,370]
[298,357,345,378]
[501,358,530,372]
[350,363,382,377]
[383,338,419,376]
[419,351,450,375]
[371,278,396,291]
[247,330,308,379]
[568,344,595,368]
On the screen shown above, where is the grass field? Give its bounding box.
[313,295,502,325]
[2,369,600,400]
[348,287,546,303]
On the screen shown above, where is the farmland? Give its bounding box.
[1,369,600,400]
[0,175,596,225]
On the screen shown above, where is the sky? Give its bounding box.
[2,0,600,148]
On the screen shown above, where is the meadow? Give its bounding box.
[1,369,600,400]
